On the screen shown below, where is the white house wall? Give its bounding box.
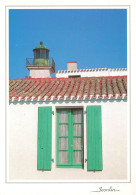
[8,100,128,181]
[56,69,127,78]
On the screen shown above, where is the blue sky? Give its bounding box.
[9,9,127,79]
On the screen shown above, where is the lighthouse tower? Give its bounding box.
[26,41,55,78]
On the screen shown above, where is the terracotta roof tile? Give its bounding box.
[89,79,95,96]
[9,76,127,101]
[101,78,107,95]
[112,78,120,95]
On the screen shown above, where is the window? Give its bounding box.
[56,108,84,168]
[34,49,46,59]
[35,50,40,59]
[40,49,46,58]
[68,75,81,78]
[37,106,102,171]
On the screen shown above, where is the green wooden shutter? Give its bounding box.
[86,106,102,171]
[38,107,52,170]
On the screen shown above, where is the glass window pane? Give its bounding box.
[73,151,82,163]
[59,111,68,123]
[36,50,40,59]
[34,51,36,59]
[59,151,68,163]
[73,138,82,149]
[59,138,68,150]
[73,124,82,136]
[73,110,82,123]
[59,124,68,136]
[40,49,46,58]
[46,51,49,59]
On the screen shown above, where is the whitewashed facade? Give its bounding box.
[8,99,127,181]
[8,62,128,181]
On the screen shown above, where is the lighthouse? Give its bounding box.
[33,41,50,66]
[26,41,55,78]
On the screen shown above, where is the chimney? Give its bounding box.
[67,62,77,71]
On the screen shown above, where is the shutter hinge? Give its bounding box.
[52,111,54,115]
[85,158,88,163]
[51,158,54,162]
[84,110,87,114]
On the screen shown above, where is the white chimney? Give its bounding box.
[67,62,77,71]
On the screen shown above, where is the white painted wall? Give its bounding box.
[67,62,77,70]
[8,100,128,181]
[56,69,127,78]
[30,69,51,78]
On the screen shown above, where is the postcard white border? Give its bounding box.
[1,0,136,194]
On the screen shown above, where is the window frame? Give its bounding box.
[56,108,84,168]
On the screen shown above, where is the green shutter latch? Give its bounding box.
[85,158,88,163]
[51,158,54,162]
[52,111,54,115]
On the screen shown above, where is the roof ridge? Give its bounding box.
[56,67,127,73]
[9,75,127,80]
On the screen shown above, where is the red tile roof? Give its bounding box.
[9,76,127,101]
